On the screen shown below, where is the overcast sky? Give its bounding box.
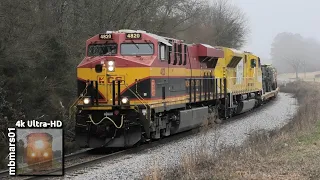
[229,0,320,64]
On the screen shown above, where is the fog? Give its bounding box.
[229,0,320,72]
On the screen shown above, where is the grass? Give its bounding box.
[297,120,320,145]
[144,81,320,180]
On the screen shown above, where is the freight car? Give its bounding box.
[72,29,279,148]
[26,133,53,171]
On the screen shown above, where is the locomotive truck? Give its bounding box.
[71,29,279,148]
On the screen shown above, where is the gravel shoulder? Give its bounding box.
[62,93,297,180]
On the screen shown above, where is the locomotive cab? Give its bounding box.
[77,30,171,106]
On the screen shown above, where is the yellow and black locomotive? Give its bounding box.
[72,29,279,148]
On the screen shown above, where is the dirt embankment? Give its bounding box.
[145,81,320,180]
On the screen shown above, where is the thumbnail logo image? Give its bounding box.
[16,129,63,176]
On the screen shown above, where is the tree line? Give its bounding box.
[0,0,248,168]
[271,32,320,77]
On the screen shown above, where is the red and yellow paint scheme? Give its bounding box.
[26,133,53,171]
[73,29,279,148]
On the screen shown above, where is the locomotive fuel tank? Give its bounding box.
[235,99,257,114]
[171,106,209,134]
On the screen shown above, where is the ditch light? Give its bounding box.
[108,60,115,72]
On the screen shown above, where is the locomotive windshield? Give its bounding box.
[120,43,154,56]
[87,44,117,56]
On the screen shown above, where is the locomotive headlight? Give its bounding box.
[35,140,44,149]
[31,152,36,157]
[108,66,115,72]
[121,97,129,105]
[43,152,48,157]
[83,97,91,105]
[107,60,115,72]
[108,61,114,66]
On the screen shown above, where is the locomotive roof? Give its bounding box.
[147,33,173,46]
[215,46,244,57]
[196,44,224,58]
[229,48,244,57]
[99,29,228,58]
[111,29,173,47]
[200,44,214,48]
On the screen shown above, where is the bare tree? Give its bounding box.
[270,32,319,77]
[181,0,248,48]
[278,56,303,79]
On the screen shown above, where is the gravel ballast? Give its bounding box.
[66,93,298,180]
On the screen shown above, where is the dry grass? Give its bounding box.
[144,81,320,180]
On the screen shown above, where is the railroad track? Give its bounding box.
[0,148,93,179]
[1,97,277,180]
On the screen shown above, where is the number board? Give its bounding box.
[99,34,113,40]
[126,33,141,39]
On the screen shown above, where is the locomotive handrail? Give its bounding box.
[87,114,124,128]
[134,83,147,104]
[216,80,232,93]
[186,77,229,102]
[69,83,89,119]
[124,83,148,109]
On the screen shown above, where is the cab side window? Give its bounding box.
[178,44,182,65]
[168,40,172,64]
[183,44,187,65]
[250,59,256,68]
[173,43,178,65]
[159,43,167,61]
